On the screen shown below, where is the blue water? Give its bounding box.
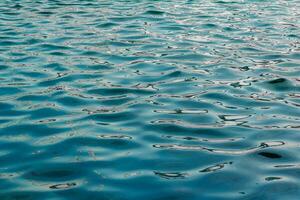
[0,0,300,199]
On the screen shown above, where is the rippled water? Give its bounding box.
[0,0,300,199]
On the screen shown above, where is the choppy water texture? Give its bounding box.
[0,0,300,199]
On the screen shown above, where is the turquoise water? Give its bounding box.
[0,0,300,199]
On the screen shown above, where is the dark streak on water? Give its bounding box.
[0,0,300,199]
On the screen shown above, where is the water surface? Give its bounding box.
[0,0,300,199]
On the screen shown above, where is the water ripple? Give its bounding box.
[0,0,300,199]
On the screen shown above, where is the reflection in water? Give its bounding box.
[49,182,76,190]
[258,152,282,159]
[200,162,233,173]
[154,171,188,179]
[153,141,285,155]
[0,0,300,199]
